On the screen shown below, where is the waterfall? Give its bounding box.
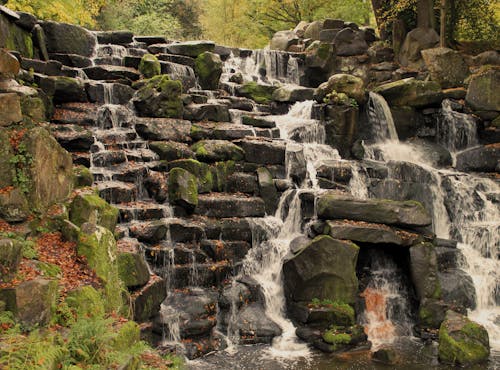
[438,99,478,154]
[368,92,399,142]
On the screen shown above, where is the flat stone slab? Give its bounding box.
[325,220,421,246]
[317,193,432,227]
[83,65,141,81]
[195,194,266,218]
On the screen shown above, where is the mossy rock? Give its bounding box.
[309,300,355,327]
[149,141,194,161]
[322,331,352,352]
[139,54,161,79]
[20,95,46,122]
[133,75,183,119]
[0,128,14,188]
[77,223,124,312]
[237,82,277,104]
[191,140,245,163]
[0,14,34,58]
[194,51,222,90]
[168,158,213,193]
[0,238,23,283]
[73,165,94,188]
[373,78,443,107]
[212,160,236,192]
[438,310,490,366]
[69,194,119,232]
[65,285,105,318]
[168,167,198,213]
[117,252,150,289]
[0,187,30,223]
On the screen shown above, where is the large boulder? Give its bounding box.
[305,41,335,73]
[334,28,368,56]
[135,117,191,142]
[166,41,215,57]
[421,47,469,88]
[194,52,222,90]
[168,158,213,193]
[465,67,500,112]
[132,75,183,118]
[315,74,366,104]
[317,194,432,228]
[40,21,96,57]
[138,53,161,78]
[304,21,324,41]
[455,144,500,173]
[0,13,34,58]
[270,30,299,51]
[0,128,14,187]
[272,85,315,103]
[69,193,119,232]
[22,127,73,211]
[117,251,150,289]
[438,311,490,366]
[191,140,244,162]
[438,269,476,312]
[236,82,277,104]
[283,235,359,305]
[373,78,443,107]
[131,276,166,322]
[399,27,439,69]
[233,303,282,344]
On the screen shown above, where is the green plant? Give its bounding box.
[9,143,33,194]
[349,98,359,108]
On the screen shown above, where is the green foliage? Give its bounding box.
[21,239,38,259]
[9,143,33,194]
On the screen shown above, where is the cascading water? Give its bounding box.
[364,92,500,355]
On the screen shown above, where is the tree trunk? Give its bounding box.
[417,0,434,28]
[371,0,389,39]
[440,0,446,47]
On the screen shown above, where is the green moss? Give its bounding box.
[69,194,119,232]
[322,330,352,351]
[168,167,198,210]
[65,285,105,318]
[309,298,355,326]
[213,160,236,192]
[113,321,140,351]
[4,20,34,58]
[169,158,213,193]
[73,166,93,188]
[37,262,62,278]
[139,54,161,79]
[317,43,332,60]
[239,82,277,104]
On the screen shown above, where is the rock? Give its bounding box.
[257,167,279,215]
[439,269,476,312]
[0,12,34,58]
[317,194,432,227]
[438,311,490,366]
[466,67,500,111]
[232,303,282,344]
[290,301,355,327]
[0,93,22,126]
[23,127,73,211]
[236,82,277,104]
[272,84,315,103]
[368,43,394,63]
[316,74,366,104]
[191,140,244,162]
[168,167,198,213]
[323,105,358,158]
[410,242,441,301]
[132,75,183,118]
[304,21,323,41]
[373,347,400,365]
[319,29,341,43]
[0,187,29,222]
[149,141,194,161]
[77,223,123,311]
[184,103,230,122]
[373,78,443,108]
[325,220,420,246]
[270,30,299,51]
[283,235,359,305]
[82,65,140,81]
[196,194,266,218]
[399,27,439,69]
[455,144,500,172]
[69,194,119,232]
[294,21,310,37]
[168,158,213,193]
[334,28,368,56]
[0,238,22,282]
[167,41,215,57]
[0,278,58,328]
[195,51,222,90]
[241,115,276,129]
[305,41,335,75]
[0,48,19,77]
[138,53,161,78]
[73,166,93,188]
[38,76,87,104]
[50,124,93,151]
[421,48,469,88]
[117,251,150,289]
[14,11,36,31]
[96,31,134,45]
[131,276,166,322]
[135,117,191,142]
[40,21,96,57]
[237,139,286,165]
[407,138,452,167]
[129,220,168,244]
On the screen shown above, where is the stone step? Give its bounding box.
[157,53,195,68]
[144,242,209,266]
[134,36,169,46]
[200,239,252,263]
[93,57,123,66]
[96,31,134,45]
[184,103,231,122]
[93,128,137,144]
[49,53,93,68]
[117,202,171,223]
[97,180,138,204]
[51,102,98,126]
[195,194,266,218]
[50,123,94,151]
[151,261,231,289]
[82,65,141,81]
[127,218,205,244]
[91,150,128,167]
[86,82,135,105]
[92,162,148,183]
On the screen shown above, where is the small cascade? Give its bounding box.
[438,99,478,154]
[367,92,399,142]
[94,44,128,66]
[360,253,413,350]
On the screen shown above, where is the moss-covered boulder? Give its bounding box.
[168,167,198,213]
[305,41,335,73]
[438,311,490,366]
[373,78,443,108]
[69,193,119,232]
[131,276,166,322]
[166,40,215,57]
[194,51,222,90]
[40,20,96,57]
[0,13,34,58]
[191,140,245,163]
[0,277,58,328]
[0,238,22,283]
[77,223,124,312]
[237,82,278,104]
[73,165,94,188]
[117,252,150,289]
[315,74,366,104]
[319,325,367,353]
[283,235,359,305]
[465,67,500,112]
[168,158,213,193]
[421,47,469,88]
[149,141,194,161]
[212,160,236,192]
[132,75,183,118]
[39,76,87,104]
[138,53,161,78]
[65,285,105,318]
